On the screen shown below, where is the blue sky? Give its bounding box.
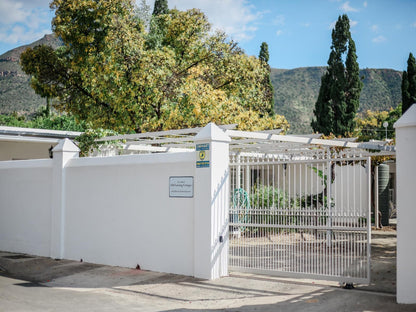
[0,0,415,70]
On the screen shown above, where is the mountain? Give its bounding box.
[0,34,62,116]
[272,67,403,134]
[0,35,403,133]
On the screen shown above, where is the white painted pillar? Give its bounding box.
[50,139,80,259]
[394,104,416,304]
[193,123,231,279]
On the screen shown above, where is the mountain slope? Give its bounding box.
[272,67,403,134]
[0,34,62,115]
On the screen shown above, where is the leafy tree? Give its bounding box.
[312,14,362,136]
[258,42,274,115]
[402,52,416,113]
[0,107,87,132]
[21,0,288,134]
[76,128,120,157]
[355,105,401,141]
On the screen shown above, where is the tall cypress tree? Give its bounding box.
[312,14,362,136]
[259,42,270,63]
[312,74,334,134]
[259,42,274,115]
[402,52,416,114]
[147,0,169,49]
[152,0,168,16]
[345,38,363,133]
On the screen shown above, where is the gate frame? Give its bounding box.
[228,152,373,284]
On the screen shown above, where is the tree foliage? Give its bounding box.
[258,42,274,115]
[345,39,361,131]
[76,128,120,157]
[402,52,416,114]
[20,0,288,134]
[259,42,269,63]
[311,14,362,136]
[152,0,168,16]
[354,105,401,141]
[0,107,87,132]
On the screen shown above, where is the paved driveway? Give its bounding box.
[1,227,415,311]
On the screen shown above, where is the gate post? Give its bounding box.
[395,104,416,304]
[193,123,231,279]
[50,139,80,259]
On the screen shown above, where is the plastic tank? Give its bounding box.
[378,163,390,226]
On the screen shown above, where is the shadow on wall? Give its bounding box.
[210,168,230,277]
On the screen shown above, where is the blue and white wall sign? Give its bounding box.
[196,143,210,168]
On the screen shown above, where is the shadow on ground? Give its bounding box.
[2,223,416,312]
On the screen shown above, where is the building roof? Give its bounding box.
[0,126,82,144]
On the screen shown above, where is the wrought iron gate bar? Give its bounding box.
[230,156,370,166]
[229,223,367,232]
[228,151,371,284]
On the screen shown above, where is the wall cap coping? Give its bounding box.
[394,103,416,129]
[194,123,231,143]
[52,138,80,153]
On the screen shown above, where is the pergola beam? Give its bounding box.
[96,124,395,154]
[225,130,396,152]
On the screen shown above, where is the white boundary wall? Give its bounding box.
[395,104,416,304]
[64,152,195,275]
[0,123,230,280]
[0,159,53,256]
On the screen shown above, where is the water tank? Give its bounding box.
[378,164,390,226]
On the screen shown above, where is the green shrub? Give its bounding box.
[250,185,291,209]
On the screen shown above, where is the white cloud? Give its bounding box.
[0,0,52,47]
[0,25,50,44]
[16,0,51,8]
[144,0,263,42]
[0,0,52,26]
[276,30,283,36]
[412,21,416,28]
[341,1,359,12]
[371,24,379,32]
[363,1,368,8]
[0,0,30,25]
[273,15,285,26]
[372,35,386,43]
[1,0,263,49]
[350,20,358,27]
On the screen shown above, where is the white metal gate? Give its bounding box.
[229,150,371,284]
